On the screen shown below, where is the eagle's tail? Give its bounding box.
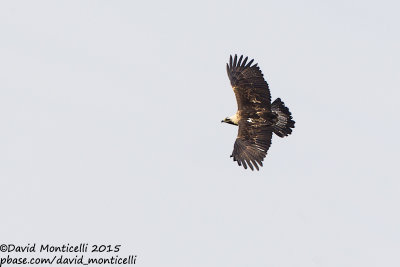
[271,98,295,137]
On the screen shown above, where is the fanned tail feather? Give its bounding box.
[271,98,295,137]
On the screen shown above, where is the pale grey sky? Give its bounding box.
[1,1,399,266]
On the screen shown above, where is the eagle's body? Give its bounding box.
[222,55,295,171]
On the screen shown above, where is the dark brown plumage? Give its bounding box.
[223,55,295,170]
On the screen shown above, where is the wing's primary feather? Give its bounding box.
[226,54,271,111]
[231,120,272,171]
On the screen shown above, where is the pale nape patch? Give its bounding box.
[229,113,240,125]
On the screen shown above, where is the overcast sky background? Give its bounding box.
[1,1,399,266]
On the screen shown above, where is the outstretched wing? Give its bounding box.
[231,120,273,171]
[226,54,271,111]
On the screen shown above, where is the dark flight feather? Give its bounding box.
[230,120,273,171]
[227,54,271,111]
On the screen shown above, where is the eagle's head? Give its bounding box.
[221,116,238,125]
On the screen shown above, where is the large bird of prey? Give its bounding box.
[222,55,295,171]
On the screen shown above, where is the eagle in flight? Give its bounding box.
[222,55,295,171]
